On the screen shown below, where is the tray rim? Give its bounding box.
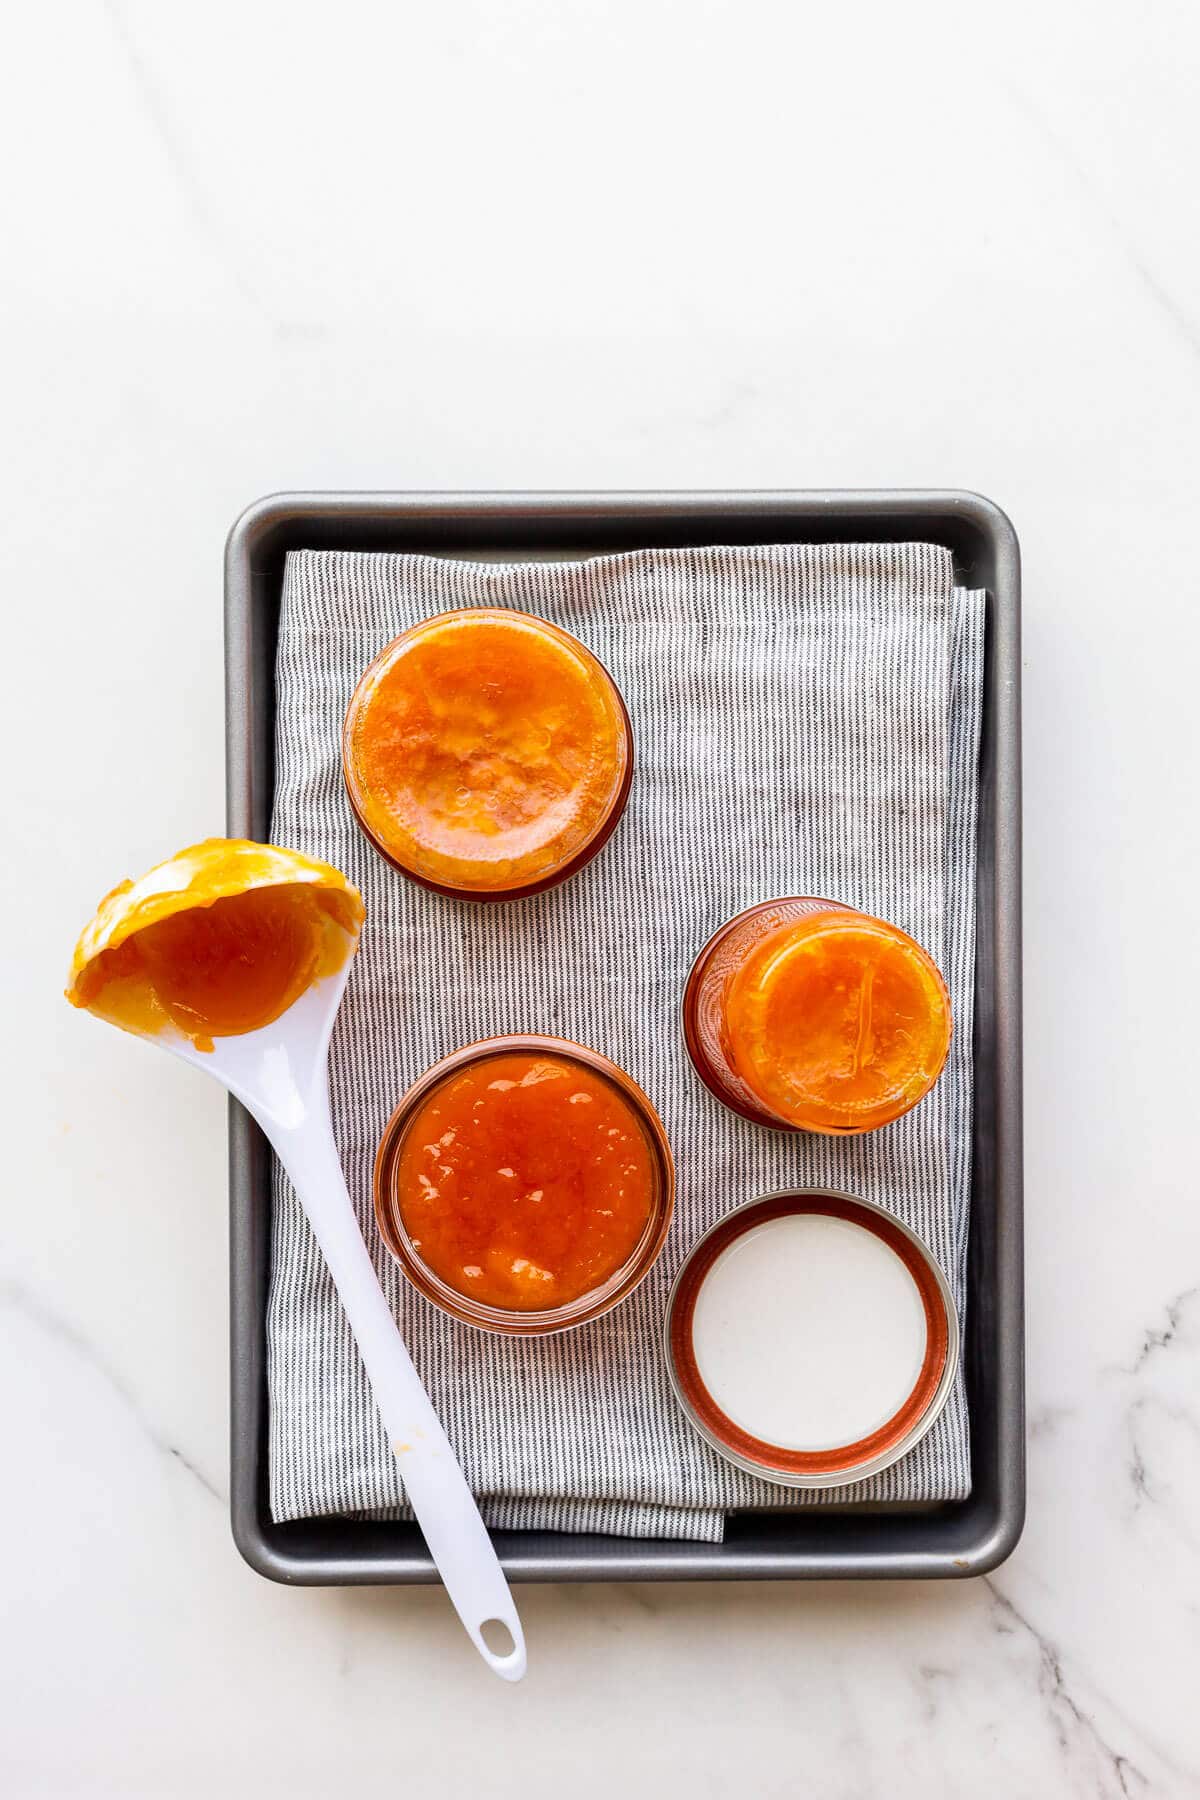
[224,488,1024,1584]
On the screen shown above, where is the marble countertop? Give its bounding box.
[5,0,1198,1793]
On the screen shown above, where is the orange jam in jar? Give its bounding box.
[342,608,632,898]
[683,899,952,1135]
[375,1039,674,1332]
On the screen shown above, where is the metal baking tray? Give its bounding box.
[224,490,1023,1584]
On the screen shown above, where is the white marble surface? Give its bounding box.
[4,0,1198,1792]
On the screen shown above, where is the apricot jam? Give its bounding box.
[66,839,363,1051]
[393,1050,657,1313]
[684,900,952,1135]
[342,608,631,897]
[103,887,324,1044]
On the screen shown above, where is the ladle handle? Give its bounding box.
[266,1106,526,1683]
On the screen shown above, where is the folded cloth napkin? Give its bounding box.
[268,543,984,1542]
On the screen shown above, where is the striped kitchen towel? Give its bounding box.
[268,543,984,1541]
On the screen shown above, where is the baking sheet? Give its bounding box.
[224,489,1024,1583]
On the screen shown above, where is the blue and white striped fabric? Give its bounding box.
[268,543,984,1541]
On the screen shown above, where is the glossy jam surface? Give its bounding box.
[344,609,629,894]
[78,887,327,1047]
[67,838,363,1051]
[395,1051,656,1312]
[723,910,951,1133]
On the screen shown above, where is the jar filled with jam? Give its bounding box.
[374,1036,674,1335]
[683,899,952,1135]
[342,608,632,900]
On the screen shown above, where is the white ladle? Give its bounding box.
[147,942,526,1682]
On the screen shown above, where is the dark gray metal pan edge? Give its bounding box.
[224,490,1023,1585]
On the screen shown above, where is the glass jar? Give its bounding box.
[343,608,632,900]
[683,898,952,1135]
[374,1035,674,1335]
